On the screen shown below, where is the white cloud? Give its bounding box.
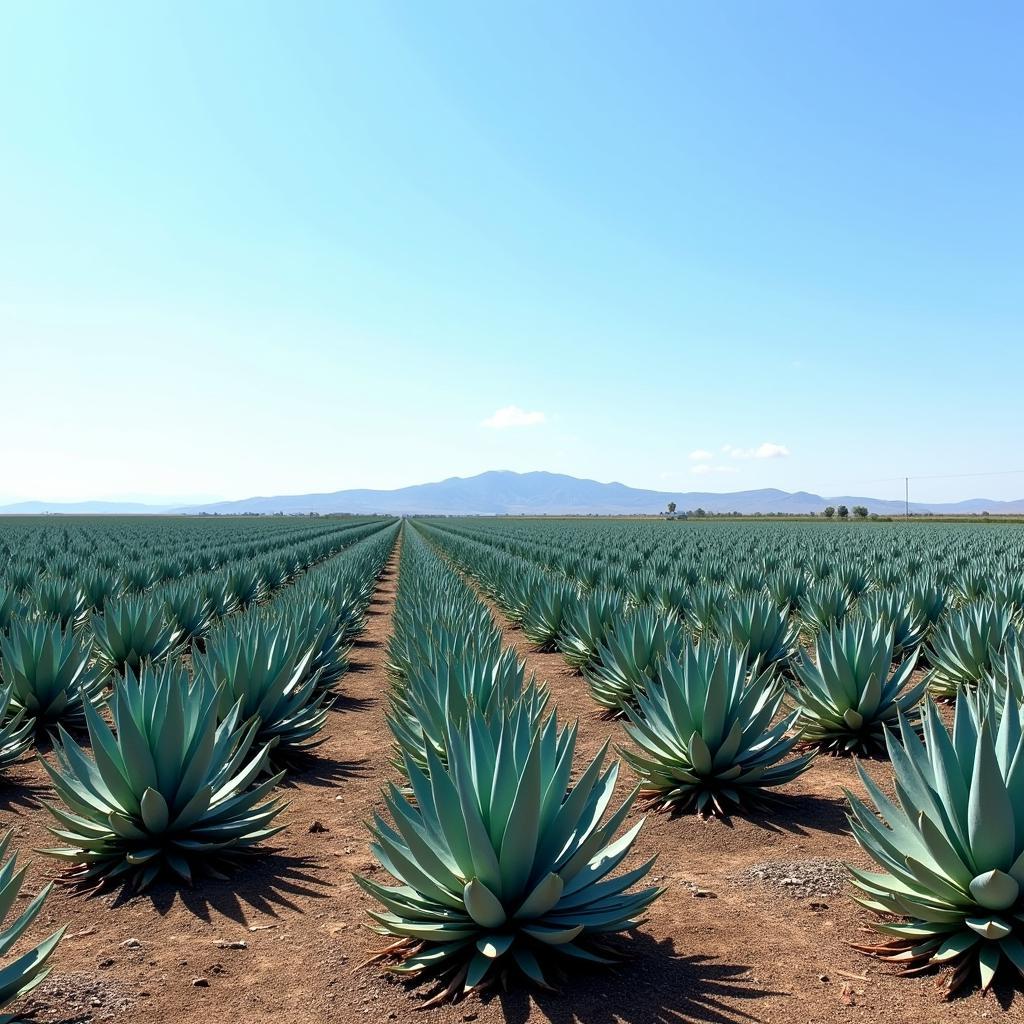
[691,464,739,476]
[723,442,790,460]
[688,449,713,461]
[481,405,546,429]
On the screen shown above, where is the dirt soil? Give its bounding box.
[4,542,1021,1024]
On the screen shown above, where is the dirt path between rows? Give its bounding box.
[422,544,1022,1024]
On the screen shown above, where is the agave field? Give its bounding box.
[1,514,1024,1021]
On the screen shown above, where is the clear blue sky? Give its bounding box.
[1,2,1021,505]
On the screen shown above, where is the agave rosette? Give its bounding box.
[846,691,1024,993]
[388,644,547,776]
[39,662,285,887]
[926,603,1013,698]
[583,608,685,715]
[0,830,65,1015]
[0,618,104,730]
[621,640,815,815]
[194,617,330,766]
[557,589,623,671]
[90,594,183,677]
[712,595,799,675]
[359,706,660,1001]
[791,621,926,755]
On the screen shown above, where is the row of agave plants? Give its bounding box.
[0,519,397,746]
[0,515,383,584]
[0,516,388,639]
[416,519,1024,996]
[0,519,399,1017]
[358,523,662,1004]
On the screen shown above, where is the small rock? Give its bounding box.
[192,977,209,988]
[692,889,717,899]
[120,938,141,948]
[309,820,329,833]
[98,958,115,969]
[819,974,830,984]
[217,940,248,949]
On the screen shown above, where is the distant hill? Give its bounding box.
[168,471,1024,517]
[4,471,1022,517]
[0,500,176,515]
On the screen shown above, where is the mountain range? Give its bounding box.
[2,471,1023,517]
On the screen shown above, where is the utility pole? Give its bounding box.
[905,477,910,519]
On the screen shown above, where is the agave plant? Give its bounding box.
[388,645,547,775]
[834,560,871,599]
[790,621,927,755]
[727,566,763,598]
[0,830,65,1014]
[119,563,159,593]
[584,608,685,715]
[358,705,661,1002]
[79,569,120,612]
[0,588,25,634]
[620,641,815,815]
[194,618,329,766]
[90,594,183,677]
[846,691,1024,994]
[281,603,351,697]
[160,584,215,647]
[0,681,34,770]
[766,571,808,613]
[685,584,727,639]
[201,576,240,620]
[652,577,692,620]
[32,578,86,629]
[712,595,799,675]
[908,581,947,628]
[38,662,285,886]
[223,564,266,609]
[557,590,623,670]
[520,583,571,651]
[982,637,1024,704]
[855,591,929,659]
[0,619,104,731]
[799,584,851,635]
[926,603,1013,698]
[989,575,1024,623]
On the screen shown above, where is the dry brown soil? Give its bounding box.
[4,540,1020,1023]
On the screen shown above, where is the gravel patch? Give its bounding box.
[737,858,850,898]
[20,972,136,1022]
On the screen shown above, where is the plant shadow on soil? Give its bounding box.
[742,790,851,837]
[481,934,779,1024]
[650,790,851,839]
[0,772,50,812]
[276,753,371,789]
[105,851,331,924]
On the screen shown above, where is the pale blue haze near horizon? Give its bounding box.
[1,2,1021,506]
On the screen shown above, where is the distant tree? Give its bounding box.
[666,501,677,516]
[694,507,706,517]
[837,505,849,519]
[852,505,868,518]
[823,506,836,518]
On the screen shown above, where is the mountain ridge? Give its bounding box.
[3,471,1020,516]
